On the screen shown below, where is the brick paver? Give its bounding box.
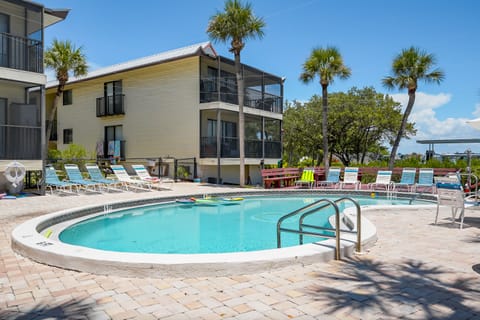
[0,183,479,319]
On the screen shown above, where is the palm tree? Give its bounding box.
[300,47,351,172]
[207,0,265,186]
[44,39,88,145]
[383,46,444,169]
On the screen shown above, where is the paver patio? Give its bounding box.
[0,183,479,319]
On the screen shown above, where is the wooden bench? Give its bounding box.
[261,168,300,189]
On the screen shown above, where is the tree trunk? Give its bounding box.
[234,52,245,186]
[388,89,416,169]
[45,84,64,157]
[321,84,329,172]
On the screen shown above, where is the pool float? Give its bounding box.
[222,197,244,201]
[176,198,195,204]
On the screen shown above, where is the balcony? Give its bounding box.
[0,33,43,73]
[200,136,281,159]
[0,125,41,160]
[96,94,125,117]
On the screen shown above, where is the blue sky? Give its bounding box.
[41,0,480,155]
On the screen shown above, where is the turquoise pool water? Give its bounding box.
[59,195,427,254]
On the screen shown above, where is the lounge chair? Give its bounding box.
[295,168,315,188]
[435,181,466,229]
[110,165,152,191]
[45,166,79,195]
[64,164,104,192]
[85,164,126,191]
[339,167,361,190]
[415,168,435,193]
[392,168,416,192]
[316,167,341,189]
[131,164,171,190]
[368,170,393,191]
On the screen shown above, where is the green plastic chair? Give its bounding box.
[295,168,315,188]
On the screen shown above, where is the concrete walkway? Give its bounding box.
[1,183,479,319]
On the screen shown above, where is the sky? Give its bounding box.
[40,0,480,156]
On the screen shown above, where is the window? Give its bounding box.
[207,119,237,137]
[63,128,73,144]
[63,89,72,105]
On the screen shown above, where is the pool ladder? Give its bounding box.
[276,197,362,260]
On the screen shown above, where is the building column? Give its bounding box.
[40,85,46,195]
[216,108,222,185]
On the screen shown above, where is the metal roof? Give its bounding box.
[46,42,217,88]
[417,139,480,144]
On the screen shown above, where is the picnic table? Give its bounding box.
[261,168,300,189]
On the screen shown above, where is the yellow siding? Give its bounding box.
[50,57,200,159]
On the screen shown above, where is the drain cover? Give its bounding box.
[473,264,480,274]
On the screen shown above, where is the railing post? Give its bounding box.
[193,157,197,179]
[335,206,341,260]
[174,159,178,182]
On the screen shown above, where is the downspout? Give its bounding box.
[216,56,221,185]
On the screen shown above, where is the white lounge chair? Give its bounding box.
[110,165,152,191]
[131,164,171,190]
[368,170,393,191]
[339,167,361,190]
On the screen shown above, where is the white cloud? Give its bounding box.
[473,103,480,117]
[388,92,480,154]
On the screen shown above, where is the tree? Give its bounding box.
[282,87,415,167]
[44,39,88,148]
[327,87,415,165]
[382,46,444,169]
[207,0,265,186]
[300,47,351,172]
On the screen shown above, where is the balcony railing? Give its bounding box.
[0,33,43,73]
[200,80,283,114]
[200,136,281,159]
[96,94,125,117]
[0,125,41,160]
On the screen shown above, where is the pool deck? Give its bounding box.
[1,183,480,319]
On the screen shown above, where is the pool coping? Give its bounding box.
[11,190,436,277]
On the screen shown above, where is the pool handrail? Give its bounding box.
[299,197,361,254]
[276,199,341,260]
[276,197,362,260]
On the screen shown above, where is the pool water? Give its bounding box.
[59,195,425,254]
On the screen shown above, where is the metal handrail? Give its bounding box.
[277,197,362,260]
[299,197,362,253]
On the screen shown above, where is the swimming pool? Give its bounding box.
[11,190,435,277]
[58,195,427,254]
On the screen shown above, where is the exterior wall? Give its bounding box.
[52,57,200,160]
[199,164,263,185]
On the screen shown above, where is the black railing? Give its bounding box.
[200,136,281,159]
[0,125,41,159]
[200,80,282,114]
[96,94,125,117]
[0,33,43,73]
[244,90,283,113]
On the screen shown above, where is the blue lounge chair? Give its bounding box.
[86,164,127,190]
[415,168,435,193]
[45,166,79,195]
[64,164,103,192]
[316,168,341,189]
[393,168,416,192]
